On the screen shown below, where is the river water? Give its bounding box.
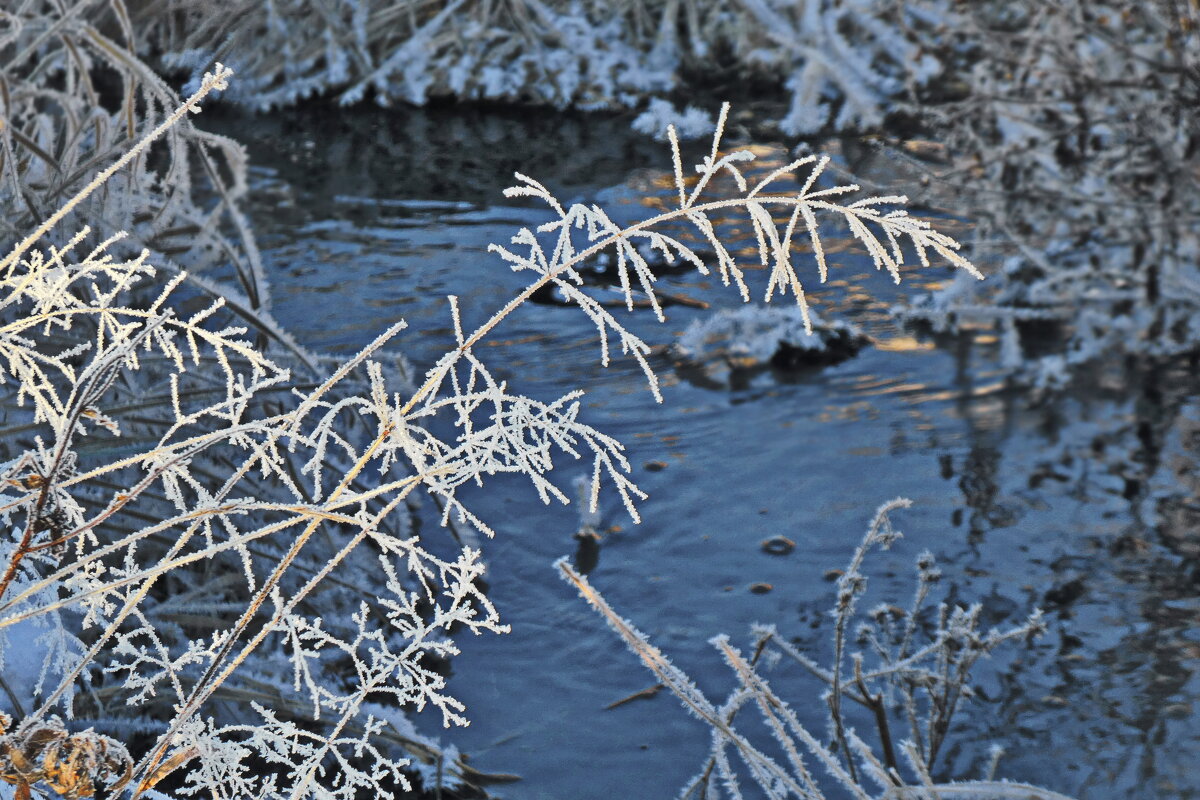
[213,104,1200,800]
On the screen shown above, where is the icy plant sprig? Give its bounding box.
[759,511,1048,784]
[383,101,979,534]
[561,501,1059,800]
[483,102,978,403]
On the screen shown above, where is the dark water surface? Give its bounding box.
[213,105,1200,800]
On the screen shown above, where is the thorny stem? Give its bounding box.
[0,477,56,607]
[0,317,398,624]
[0,299,416,789]
[560,561,816,799]
[0,672,26,720]
[0,308,149,603]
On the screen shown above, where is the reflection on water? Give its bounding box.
[206,106,1200,800]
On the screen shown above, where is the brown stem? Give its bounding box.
[853,657,898,777]
[829,613,860,785]
[0,469,59,604]
[0,514,38,606]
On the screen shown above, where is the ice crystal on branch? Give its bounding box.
[487,104,978,404]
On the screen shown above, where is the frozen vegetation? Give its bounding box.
[0,58,998,800]
[895,1,1200,388]
[8,0,1194,382]
[1,0,1198,798]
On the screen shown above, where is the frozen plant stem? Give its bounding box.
[829,498,910,783]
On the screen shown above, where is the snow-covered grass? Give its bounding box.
[144,0,952,133]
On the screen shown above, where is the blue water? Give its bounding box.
[217,105,1200,800]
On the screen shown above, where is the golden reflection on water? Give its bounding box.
[874,336,935,352]
[816,400,880,424]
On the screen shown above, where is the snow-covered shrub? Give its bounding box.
[0,56,978,798]
[732,0,949,135]
[0,66,501,800]
[899,0,1200,385]
[560,499,1069,800]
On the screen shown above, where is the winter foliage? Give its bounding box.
[18,0,1198,385]
[488,102,976,405]
[732,0,947,135]
[890,1,1200,385]
[149,0,683,111]
[559,500,1067,800]
[8,0,1197,796]
[0,43,983,798]
[0,67,505,799]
